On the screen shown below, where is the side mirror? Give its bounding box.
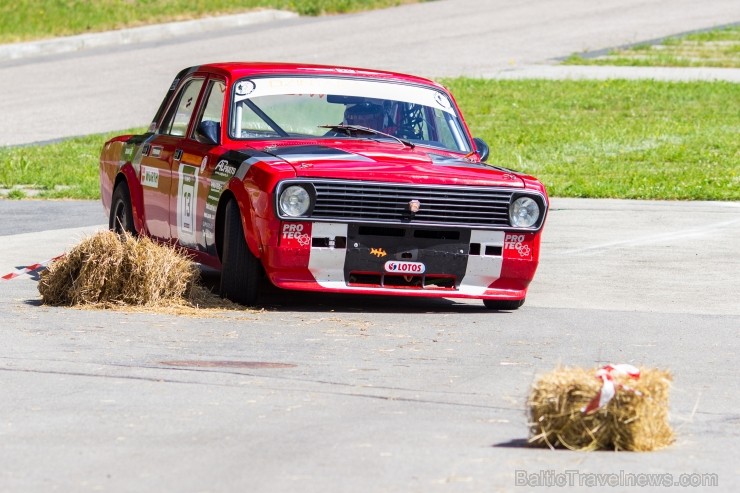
[473,137,489,162]
[196,120,220,145]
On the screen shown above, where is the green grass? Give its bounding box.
[0,0,422,44]
[445,78,739,200]
[2,80,738,200]
[0,129,144,199]
[564,25,740,68]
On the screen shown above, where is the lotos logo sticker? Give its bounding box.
[504,233,533,259]
[384,261,425,274]
[281,222,311,247]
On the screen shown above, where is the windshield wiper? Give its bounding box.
[320,124,415,149]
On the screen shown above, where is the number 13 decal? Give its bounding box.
[177,163,199,246]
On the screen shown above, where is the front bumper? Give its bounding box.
[261,221,541,301]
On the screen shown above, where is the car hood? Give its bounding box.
[263,142,525,188]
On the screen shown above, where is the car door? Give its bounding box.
[170,77,227,252]
[141,77,205,240]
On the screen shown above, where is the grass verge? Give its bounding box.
[0,129,143,199]
[0,0,422,44]
[564,25,740,69]
[1,79,737,201]
[446,78,739,200]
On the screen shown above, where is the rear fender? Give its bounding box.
[114,164,146,235]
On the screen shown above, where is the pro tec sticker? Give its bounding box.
[280,222,311,248]
[503,233,534,260]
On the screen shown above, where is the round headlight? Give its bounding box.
[509,196,540,228]
[279,185,311,217]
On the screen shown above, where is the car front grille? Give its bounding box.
[306,180,515,228]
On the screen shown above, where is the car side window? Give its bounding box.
[160,78,204,136]
[431,107,463,150]
[192,80,226,142]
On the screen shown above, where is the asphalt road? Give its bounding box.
[1,0,739,491]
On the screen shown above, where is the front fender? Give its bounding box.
[217,178,263,261]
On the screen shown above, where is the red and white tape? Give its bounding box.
[581,363,641,414]
[1,254,64,281]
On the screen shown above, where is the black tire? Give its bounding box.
[109,182,137,235]
[483,298,525,310]
[219,200,261,305]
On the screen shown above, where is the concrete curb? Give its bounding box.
[0,9,298,62]
[484,64,740,82]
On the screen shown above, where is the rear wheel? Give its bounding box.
[110,182,136,235]
[219,200,261,306]
[483,298,525,310]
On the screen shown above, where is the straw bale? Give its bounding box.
[38,231,199,307]
[528,366,673,451]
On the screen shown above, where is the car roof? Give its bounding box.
[190,62,445,90]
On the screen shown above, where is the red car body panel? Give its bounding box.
[100,62,549,305]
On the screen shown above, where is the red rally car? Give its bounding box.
[100,62,548,309]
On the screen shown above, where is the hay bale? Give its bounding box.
[528,366,673,451]
[39,231,199,307]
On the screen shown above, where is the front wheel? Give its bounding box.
[483,298,525,310]
[109,182,136,235]
[219,200,261,306]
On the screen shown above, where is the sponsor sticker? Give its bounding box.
[434,92,451,109]
[177,164,199,246]
[235,80,255,96]
[504,233,533,260]
[370,248,387,258]
[384,260,425,274]
[151,146,162,158]
[281,222,311,247]
[215,159,237,176]
[140,166,159,188]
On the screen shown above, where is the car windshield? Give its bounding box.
[230,76,471,153]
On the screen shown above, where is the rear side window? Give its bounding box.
[193,80,225,128]
[200,80,226,123]
[160,78,204,136]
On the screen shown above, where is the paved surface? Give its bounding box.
[0,0,738,146]
[0,200,104,236]
[1,1,739,491]
[1,198,738,492]
[0,9,297,62]
[489,64,740,82]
